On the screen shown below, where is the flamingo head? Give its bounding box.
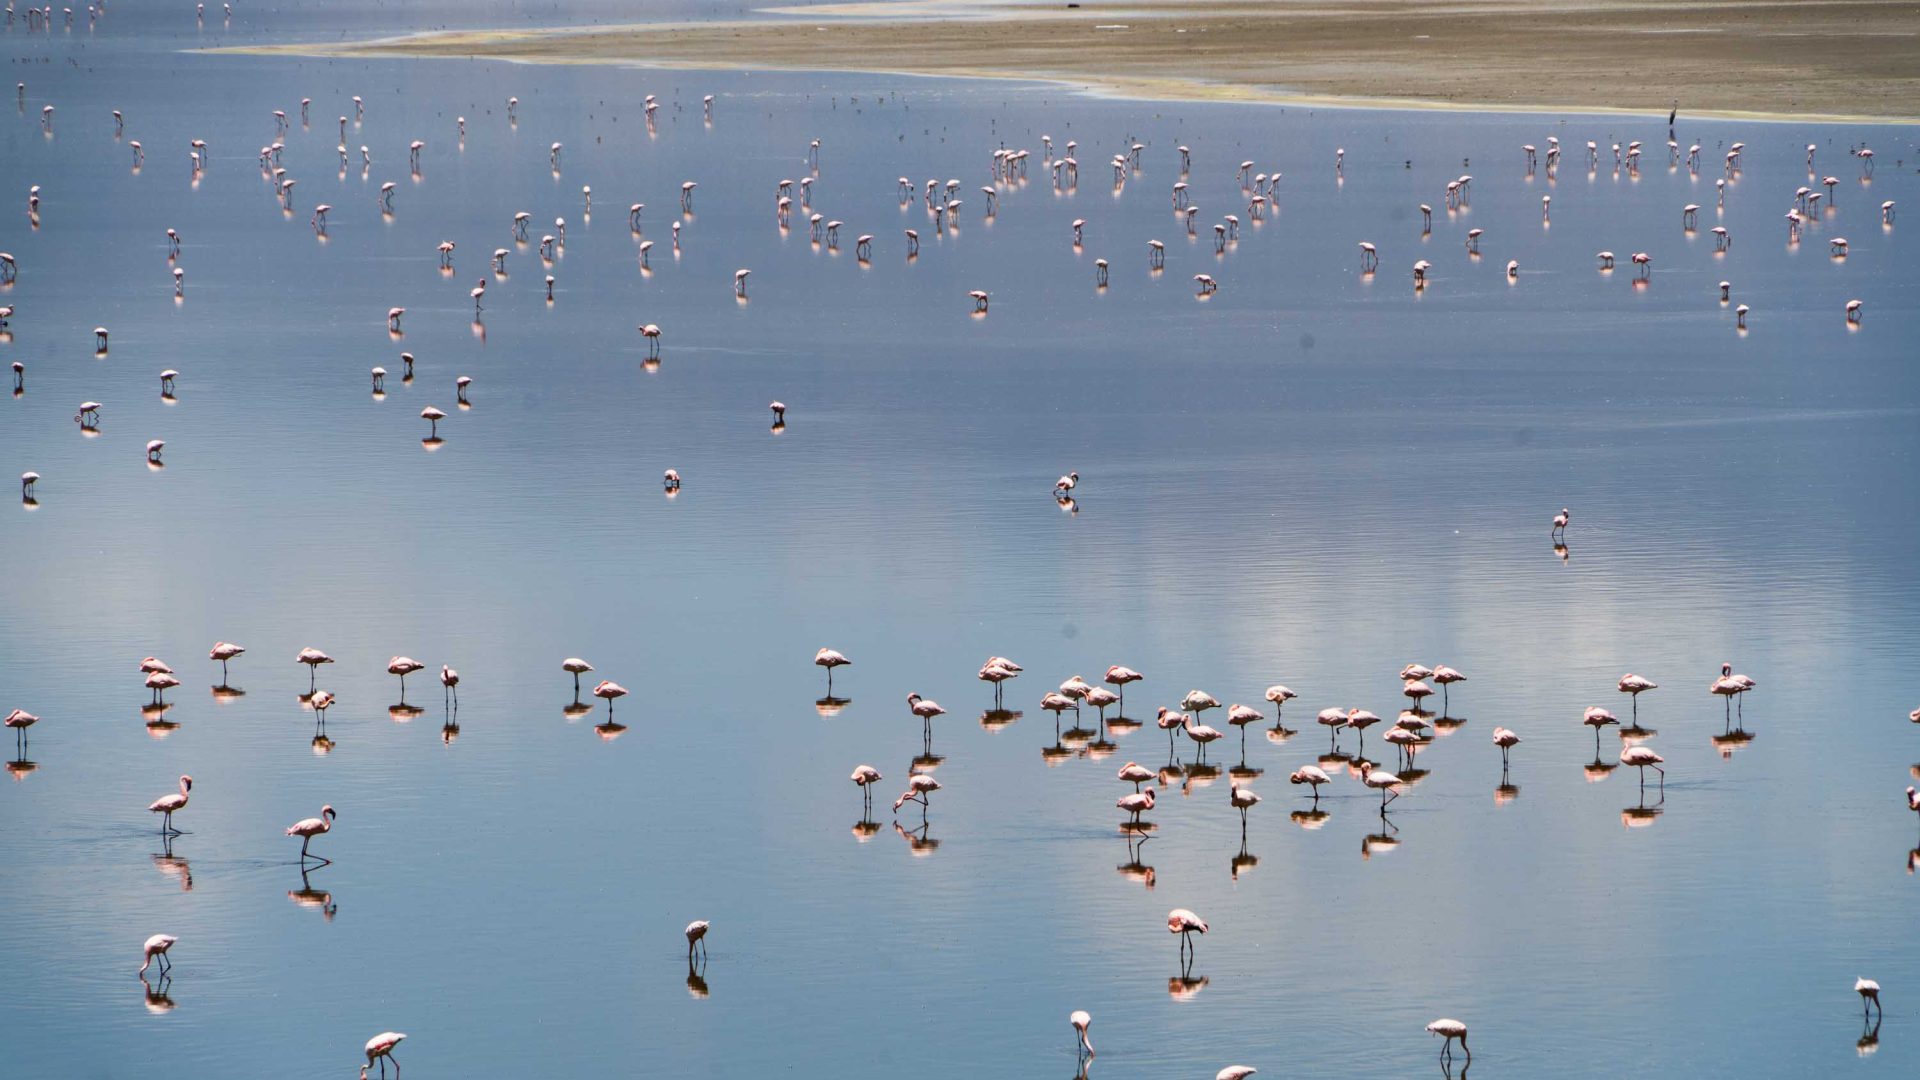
[322,805,337,822]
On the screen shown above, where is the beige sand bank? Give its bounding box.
[217,1,1920,123]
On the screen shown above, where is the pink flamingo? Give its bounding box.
[148,775,192,834]
[286,804,337,862]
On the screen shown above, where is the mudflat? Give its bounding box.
[220,0,1920,121]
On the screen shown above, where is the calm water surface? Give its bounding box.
[3,4,1919,1079]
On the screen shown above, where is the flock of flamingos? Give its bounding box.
[3,11,1915,1074]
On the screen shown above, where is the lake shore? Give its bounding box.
[213,0,1920,124]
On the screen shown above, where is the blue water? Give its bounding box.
[3,4,1919,1078]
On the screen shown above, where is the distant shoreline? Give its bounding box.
[211,1,1920,125]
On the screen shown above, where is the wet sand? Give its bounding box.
[219,0,1920,122]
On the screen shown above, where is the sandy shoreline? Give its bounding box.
[213,1,1920,124]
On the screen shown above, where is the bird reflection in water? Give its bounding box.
[1621,798,1664,828]
[1181,764,1222,798]
[685,964,710,999]
[561,701,595,722]
[441,718,459,745]
[210,683,246,702]
[153,838,192,891]
[1118,833,1155,889]
[140,974,176,1014]
[815,695,852,718]
[1430,713,1466,734]
[1041,739,1073,767]
[1495,759,1520,805]
[1264,722,1296,745]
[1166,973,1209,1000]
[144,702,180,738]
[594,720,628,741]
[388,703,425,723]
[979,708,1022,732]
[1056,494,1078,515]
[850,819,882,842]
[1291,807,1331,830]
[1229,763,1264,783]
[1583,755,1619,782]
[1231,823,1258,880]
[288,866,337,921]
[1361,822,1401,860]
[1710,728,1755,758]
[894,818,939,855]
[6,755,37,780]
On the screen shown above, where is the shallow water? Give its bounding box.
[3,4,1919,1079]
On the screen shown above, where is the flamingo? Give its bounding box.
[1427,1019,1470,1064]
[1617,673,1657,722]
[593,680,628,718]
[139,933,178,977]
[1181,714,1224,761]
[1621,742,1671,792]
[685,920,710,962]
[146,670,181,704]
[1263,685,1296,723]
[1289,764,1330,802]
[1492,727,1520,765]
[310,690,335,719]
[907,693,946,736]
[1856,977,1882,1020]
[1168,908,1208,964]
[1344,708,1382,752]
[1156,707,1188,755]
[5,708,38,753]
[1229,782,1261,824]
[1217,1069,1256,1080]
[1402,679,1434,709]
[148,775,193,834]
[561,658,595,699]
[1118,761,1154,791]
[361,1032,406,1079]
[1847,299,1864,323]
[1583,705,1620,750]
[1430,666,1465,710]
[1071,1010,1094,1058]
[851,765,883,812]
[893,771,940,815]
[1055,471,1079,495]
[440,665,459,707]
[1085,687,1121,726]
[1105,665,1143,712]
[208,642,245,682]
[1316,707,1348,748]
[1552,507,1570,536]
[814,648,850,692]
[388,656,425,696]
[1710,662,1747,720]
[1118,787,1155,824]
[1597,251,1615,269]
[1358,761,1401,809]
[286,804,337,862]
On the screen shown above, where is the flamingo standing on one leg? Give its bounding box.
[562,658,594,700]
[1289,764,1330,803]
[814,648,850,693]
[1617,673,1657,723]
